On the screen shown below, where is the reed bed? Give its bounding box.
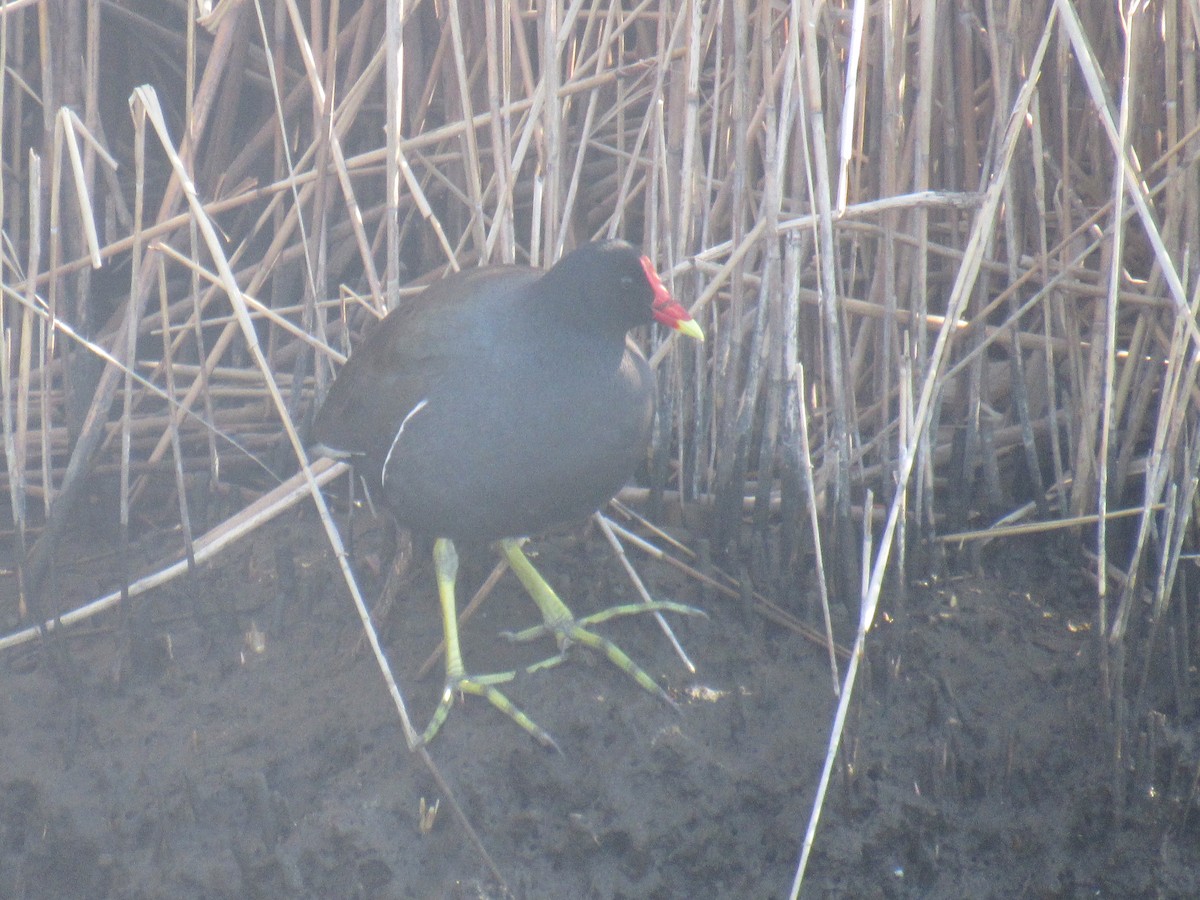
[2,1,1199,894]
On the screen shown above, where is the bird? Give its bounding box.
[311,239,705,748]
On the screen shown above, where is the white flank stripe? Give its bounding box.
[382,398,429,489]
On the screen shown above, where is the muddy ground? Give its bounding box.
[2,497,1198,899]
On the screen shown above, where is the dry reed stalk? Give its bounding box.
[156,257,198,570]
[606,494,843,660]
[595,511,698,671]
[16,3,239,614]
[0,458,348,653]
[791,11,1058,892]
[6,142,40,620]
[791,358,839,697]
[938,503,1164,545]
[117,90,141,621]
[136,84,435,780]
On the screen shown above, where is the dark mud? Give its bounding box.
[2,509,1197,898]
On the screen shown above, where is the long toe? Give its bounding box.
[499,538,701,709]
[420,672,561,752]
[501,611,682,709]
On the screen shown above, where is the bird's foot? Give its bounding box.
[500,602,702,708]
[420,669,561,752]
[498,539,704,709]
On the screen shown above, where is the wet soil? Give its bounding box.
[2,505,1198,898]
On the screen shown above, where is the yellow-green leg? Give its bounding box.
[421,538,560,751]
[498,538,704,707]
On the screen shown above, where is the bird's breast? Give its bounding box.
[379,347,654,543]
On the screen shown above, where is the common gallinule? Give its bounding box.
[312,240,704,747]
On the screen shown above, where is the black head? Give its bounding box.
[539,240,702,341]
